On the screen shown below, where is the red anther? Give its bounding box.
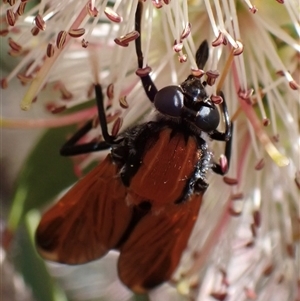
[223,177,238,185]
[238,88,254,104]
[106,83,114,100]
[206,70,220,86]
[152,0,163,8]
[136,66,152,77]
[46,43,55,57]
[262,118,270,126]
[191,69,205,78]
[81,39,89,48]
[1,78,8,89]
[31,26,40,36]
[178,54,187,63]
[114,31,140,47]
[68,28,85,38]
[56,31,67,49]
[212,32,226,47]
[86,1,98,17]
[104,7,123,23]
[210,292,227,301]
[233,40,244,55]
[180,23,191,40]
[255,158,265,170]
[211,95,223,104]
[119,96,129,109]
[173,41,183,53]
[35,14,46,31]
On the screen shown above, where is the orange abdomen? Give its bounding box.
[128,128,200,208]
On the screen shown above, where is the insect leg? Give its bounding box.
[60,119,111,156]
[94,84,120,144]
[135,1,158,102]
[209,91,231,141]
[209,91,233,175]
[60,84,119,156]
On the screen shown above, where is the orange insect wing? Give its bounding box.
[117,192,203,293]
[129,128,200,208]
[35,155,132,264]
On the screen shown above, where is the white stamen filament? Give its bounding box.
[170,0,181,43]
[257,14,300,53]
[247,119,261,160]
[112,0,123,11]
[284,0,300,38]
[84,1,109,42]
[120,0,138,37]
[204,0,220,37]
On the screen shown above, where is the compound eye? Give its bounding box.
[154,86,184,117]
[195,105,220,132]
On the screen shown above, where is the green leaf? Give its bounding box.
[133,294,150,301]
[7,125,78,232]
[14,210,67,301]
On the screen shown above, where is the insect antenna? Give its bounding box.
[134,1,158,102]
[195,40,209,70]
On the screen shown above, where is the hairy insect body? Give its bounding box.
[130,129,199,206]
[111,121,211,213]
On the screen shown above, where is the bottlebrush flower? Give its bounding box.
[1,1,299,301]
